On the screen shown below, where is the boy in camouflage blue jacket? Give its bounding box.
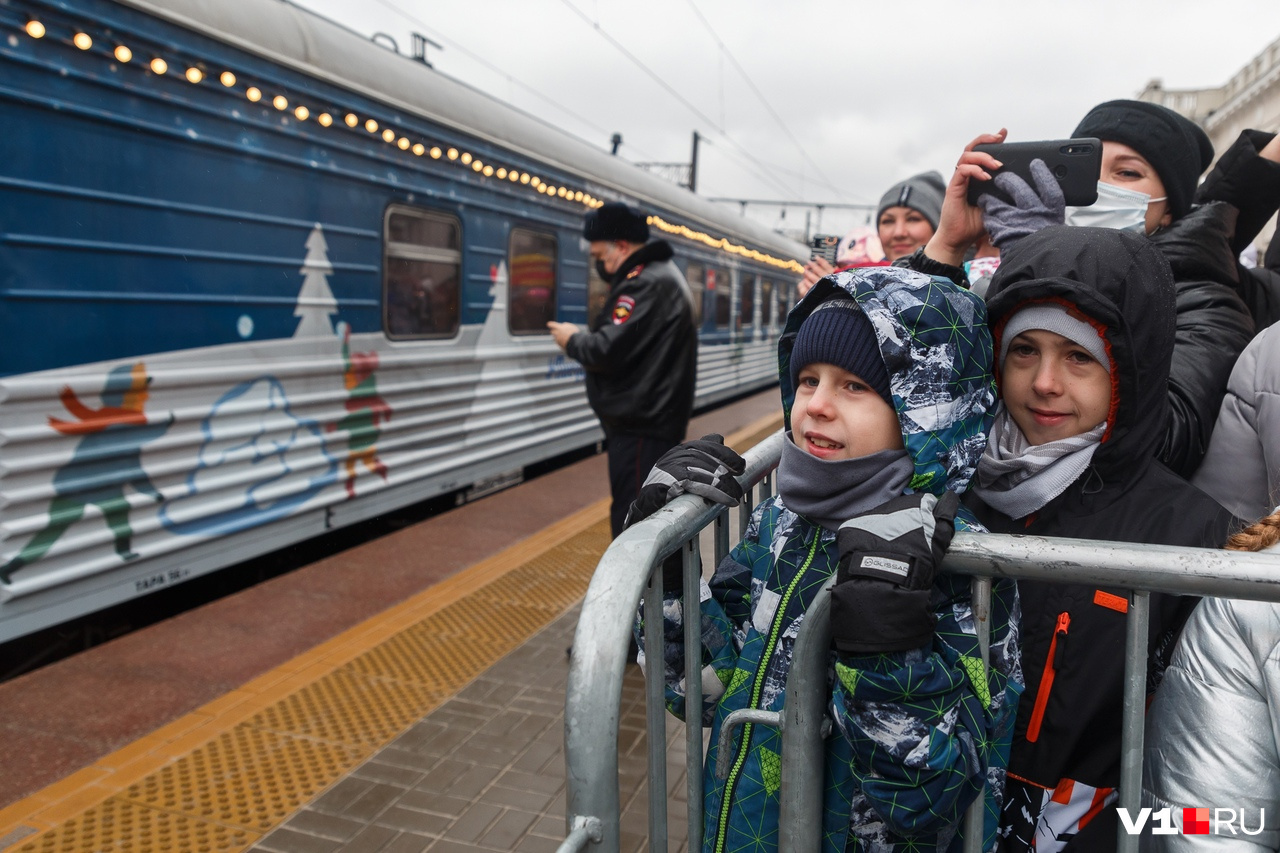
[636,266,1023,852]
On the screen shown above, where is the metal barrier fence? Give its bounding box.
[559,430,1280,853]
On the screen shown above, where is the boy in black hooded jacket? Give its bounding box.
[965,226,1238,852]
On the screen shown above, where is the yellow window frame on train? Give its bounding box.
[507,226,557,336]
[382,204,463,340]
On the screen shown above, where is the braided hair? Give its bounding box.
[1225,511,1280,553]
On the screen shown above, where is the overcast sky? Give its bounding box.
[290,0,1278,237]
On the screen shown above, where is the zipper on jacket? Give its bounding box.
[1026,612,1070,743]
[713,529,822,853]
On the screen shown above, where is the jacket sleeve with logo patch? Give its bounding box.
[830,527,1023,846]
[634,503,770,726]
[564,277,667,374]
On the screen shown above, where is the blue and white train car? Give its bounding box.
[0,0,805,641]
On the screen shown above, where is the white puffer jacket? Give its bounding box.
[1192,322,1280,521]
[1142,595,1280,851]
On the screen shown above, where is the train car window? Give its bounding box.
[709,266,731,329]
[684,261,705,326]
[777,278,793,324]
[384,206,461,339]
[738,275,756,330]
[508,229,557,334]
[760,279,774,328]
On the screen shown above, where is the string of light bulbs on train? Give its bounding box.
[15,13,802,273]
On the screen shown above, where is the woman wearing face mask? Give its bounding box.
[922,104,1258,480]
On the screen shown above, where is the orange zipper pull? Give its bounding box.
[1027,611,1071,743]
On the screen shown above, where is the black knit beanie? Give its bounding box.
[583,202,650,243]
[876,171,946,229]
[790,299,892,405]
[1073,99,1214,220]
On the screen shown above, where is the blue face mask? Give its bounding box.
[1064,182,1166,234]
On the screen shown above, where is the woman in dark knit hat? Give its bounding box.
[920,105,1269,479]
[1066,99,1256,478]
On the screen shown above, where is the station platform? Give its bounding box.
[0,389,782,853]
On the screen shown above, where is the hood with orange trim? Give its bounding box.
[984,225,1176,485]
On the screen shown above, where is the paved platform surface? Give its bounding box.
[252,607,688,853]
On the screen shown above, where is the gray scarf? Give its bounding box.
[776,433,914,532]
[971,408,1106,520]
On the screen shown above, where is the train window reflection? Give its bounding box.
[777,278,793,325]
[710,267,730,329]
[384,206,461,339]
[684,261,705,326]
[738,275,756,330]
[760,280,774,328]
[509,228,557,334]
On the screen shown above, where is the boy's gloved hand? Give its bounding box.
[977,158,1065,252]
[830,491,960,655]
[622,434,746,530]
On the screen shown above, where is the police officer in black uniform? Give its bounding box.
[549,202,698,536]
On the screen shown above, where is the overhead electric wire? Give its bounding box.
[556,0,802,200]
[681,0,848,201]
[365,0,663,162]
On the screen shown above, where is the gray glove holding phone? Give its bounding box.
[976,159,1066,252]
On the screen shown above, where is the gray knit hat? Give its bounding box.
[999,303,1111,370]
[790,299,891,405]
[876,170,946,229]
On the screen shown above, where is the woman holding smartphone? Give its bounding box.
[798,170,945,297]
[922,100,1276,481]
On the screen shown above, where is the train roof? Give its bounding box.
[115,0,808,265]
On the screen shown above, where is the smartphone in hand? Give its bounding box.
[967,138,1102,207]
[810,234,840,266]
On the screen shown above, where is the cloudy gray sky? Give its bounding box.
[291,0,1278,236]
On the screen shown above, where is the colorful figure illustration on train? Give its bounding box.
[329,324,392,498]
[159,376,339,537]
[0,363,173,584]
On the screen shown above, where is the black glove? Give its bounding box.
[976,158,1065,252]
[622,434,746,530]
[829,491,960,655]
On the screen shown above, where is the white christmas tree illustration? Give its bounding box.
[293,224,338,338]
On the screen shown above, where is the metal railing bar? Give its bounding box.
[942,533,1280,601]
[1117,590,1150,853]
[684,536,705,853]
[715,507,730,570]
[778,578,835,852]
[555,816,602,853]
[565,428,1280,852]
[961,575,993,853]
[644,565,667,853]
[563,431,784,850]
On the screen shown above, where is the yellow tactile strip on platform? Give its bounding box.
[0,414,782,853]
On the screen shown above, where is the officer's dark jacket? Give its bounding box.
[566,239,697,441]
